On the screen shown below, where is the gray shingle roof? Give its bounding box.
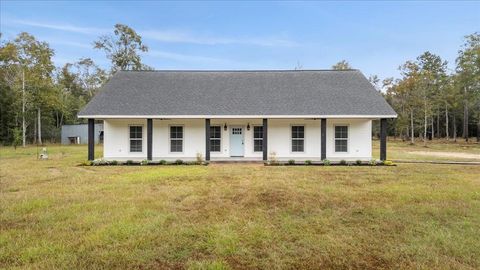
[78,70,397,117]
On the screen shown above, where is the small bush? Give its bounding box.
[175,159,183,165]
[80,160,92,166]
[92,159,108,166]
[141,159,149,165]
[110,160,118,165]
[339,160,347,165]
[196,152,204,164]
[159,160,167,165]
[356,160,362,165]
[369,159,377,166]
[125,160,134,165]
[305,160,312,165]
[383,160,394,166]
[12,128,22,150]
[288,159,295,165]
[323,159,331,166]
[268,152,278,165]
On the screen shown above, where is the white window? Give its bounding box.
[335,126,348,152]
[291,126,304,152]
[210,126,221,152]
[129,126,143,152]
[170,126,183,152]
[253,126,263,152]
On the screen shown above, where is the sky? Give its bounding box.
[1,1,479,81]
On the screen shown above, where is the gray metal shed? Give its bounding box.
[61,123,103,145]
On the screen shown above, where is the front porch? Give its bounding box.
[86,117,389,162]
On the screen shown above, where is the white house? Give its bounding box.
[78,70,397,162]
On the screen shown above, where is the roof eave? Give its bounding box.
[78,114,398,119]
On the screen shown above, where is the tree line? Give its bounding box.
[1,24,479,147]
[332,33,480,144]
[0,24,150,147]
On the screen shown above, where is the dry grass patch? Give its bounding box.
[1,144,480,269]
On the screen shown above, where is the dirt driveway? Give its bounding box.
[408,151,480,160]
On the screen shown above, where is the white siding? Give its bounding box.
[326,119,372,161]
[104,119,147,160]
[103,118,373,161]
[268,119,321,161]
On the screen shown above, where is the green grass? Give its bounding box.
[1,141,480,269]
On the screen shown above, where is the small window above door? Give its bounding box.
[232,128,242,135]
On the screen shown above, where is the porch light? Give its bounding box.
[224,123,227,131]
[247,123,250,130]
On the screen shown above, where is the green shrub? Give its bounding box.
[288,159,295,165]
[356,160,362,165]
[323,159,331,166]
[125,160,134,165]
[109,160,118,165]
[12,128,22,150]
[175,159,183,165]
[369,159,377,166]
[339,160,347,165]
[383,160,394,166]
[92,159,108,166]
[80,160,92,166]
[141,159,149,165]
[159,160,167,165]
[187,161,202,165]
[305,160,312,165]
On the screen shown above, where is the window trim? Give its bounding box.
[290,124,305,153]
[168,124,184,154]
[128,124,144,153]
[209,125,222,153]
[333,124,349,153]
[253,125,264,153]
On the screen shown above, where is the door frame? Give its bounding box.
[229,126,245,157]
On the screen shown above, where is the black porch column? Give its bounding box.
[321,118,327,160]
[263,119,268,161]
[147,118,153,160]
[205,119,211,161]
[380,118,387,161]
[88,118,94,161]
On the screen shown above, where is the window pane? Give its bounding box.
[335,126,348,139]
[254,126,263,139]
[130,126,142,139]
[232,128,242,134]
[170,126,183,139]
[254,139,263,152]
[170,140,182,152]
[130,139,142,152]
[335,139,347,152]
[292,139,304,152]
[210,139,221,152]
[210,126,221,139]
[292,126,304,139]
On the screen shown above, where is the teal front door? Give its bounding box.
[230,127,244,157]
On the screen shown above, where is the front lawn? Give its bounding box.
[1,143,479,269]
